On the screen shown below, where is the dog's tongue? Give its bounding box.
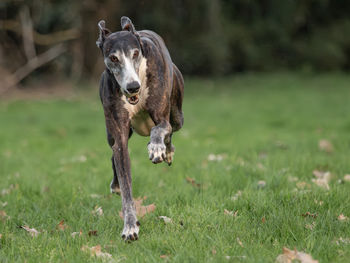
[128,95,139,104]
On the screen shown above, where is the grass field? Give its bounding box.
[0,73,350,262]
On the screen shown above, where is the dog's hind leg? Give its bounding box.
[163,64,184,165]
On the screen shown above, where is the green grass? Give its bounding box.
[1,73,350,262]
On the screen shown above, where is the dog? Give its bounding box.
[96,16,184,241]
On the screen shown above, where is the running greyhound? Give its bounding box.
[96,17,184,241]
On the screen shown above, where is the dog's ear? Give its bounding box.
[96,20,111,49]
[120,16,144,55]
[121,16,136,33]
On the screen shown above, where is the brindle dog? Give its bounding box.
[96,17,184,241]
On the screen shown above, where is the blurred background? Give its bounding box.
[1,0,350,94]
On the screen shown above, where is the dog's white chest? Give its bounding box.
[121,87,155,136]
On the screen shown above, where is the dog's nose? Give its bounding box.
[126,82,140,94]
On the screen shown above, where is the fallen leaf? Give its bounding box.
[1,184,19,196]
[159,216,172,224]
[119,197,156,219]
[236,237,244,247]
[305,222,316,230]
[257,180,266,188]
[296,181,310,189]
[262,217,266,223]
[344,175,350,182]
[276,247,318,263]
[257,163,266,171]
[314,199,324,206]
[212,249,217,255]
[57,220,69,231]
[0,234,2,239]
[88,230,98,236]
[312,170,331,190]
[81,244,112,259]
[75,155,87,163]
[186,177,201,188]
[208,153,226,162]
[334,237,350,245]
[224,209,238,217]
[92,206,103,216]
[319,139,333,153]
[0,210,10,221]
[90,194,102,198]
[160,255,169,259]
[21,225,39,237]
[71,230,83,238]
[288,176,298,182]
[231,190,242,201]
[301,212,318,218]
[338,214,349,221]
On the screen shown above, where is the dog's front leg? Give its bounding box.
[148,120,172,164]
[112,134,139,241]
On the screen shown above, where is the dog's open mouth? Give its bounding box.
[127,95,139,105]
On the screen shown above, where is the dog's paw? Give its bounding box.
[147,142,166,164]
[121,221,140,241]
[164,145,175,166]
[110,179,121,195]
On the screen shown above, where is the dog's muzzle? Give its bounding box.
[126,81,140,105]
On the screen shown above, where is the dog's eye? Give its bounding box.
[110,55,119,63]
[133,50,139,59]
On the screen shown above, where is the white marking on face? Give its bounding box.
[105,50,141,95]
[120,56,155,136]
[121,56,148,118]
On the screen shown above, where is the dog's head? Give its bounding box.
[97,17,144,105]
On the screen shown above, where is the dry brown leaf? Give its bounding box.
[212,248,217,255]
[319,139,334,153]
[262,217,266,223]
[314,199,324,206]
[119,196,156,219]
[186,177,201,188]
[81,244,112,259]
[71,230,83,238]
[208,153,226,162]
[312,170,331,190]
[92,206,103,216]
[231,190,242,201]
[0,210,10,221]
[301,212,318,218]
[90,194,102,198]
[288,176,298,182]
[334,237,350,245]
[257,163,266,171]
[257,180,266,188]
[338,214,349,221]
[160,255,169,259]
[1,184,19,196]
[305,222,316,230]
[0,234,2,239]
[224,209,238,217]
[344,175,350,182]
[57,220,69,231]
[159,216,172,224]
[276,247,318,263]
[21,225,39,237]
[236,237,244,247]
[88,230,98,236]
[296,181,310,189]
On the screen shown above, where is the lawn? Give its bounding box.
[0,73,350,262]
